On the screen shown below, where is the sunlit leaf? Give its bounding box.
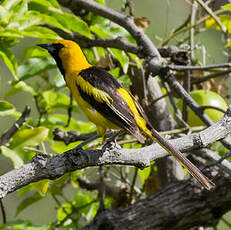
[94,0,105,5]
[54,70,65,88]
[0,220,51,230]
[29,1,90,38]
[5,81,37,97]
[0,100,15,116]
[42,90,70,112]
[0,6,11,24]
[206,15,231,33]
[90,25,112,38]
[12,0,28,16]
[1,0,21,10]
[110,48,129,73]
[108,67,120,78]
[10,127,49,150]
[57,203,72,222]
[0,45,18,80]
[34,179,50,196]
[1,146,24,168]
[21,26,60,39]
[138,167,151,184]
[222,3,231,12]
[30,0,60,8]
[73,190,95,214]
[18,57,55,80]
[118,74,131,89]
[62,12,91,38]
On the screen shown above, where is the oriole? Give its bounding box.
[38,40,214,190]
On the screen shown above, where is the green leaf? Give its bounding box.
[12,0,28,16]
[110,48,129,74]
[222,3,231,12]
[34,179,50,196]
[1,146,24,168]
[41,14,71,33]
[10,127,49,150]
[57,203,72,222]
[16,192,43,216]
[29,1,90,38]
[19,46,49,60]
[108,67,120,78]
[62,12,91,38]
[10,12,42,31]
[90,25,112,38]
[5,81,37,97]
[138,167,151,184]
[42,91,71,112]
[1,0,21,10]
[30,0,60,8]
[0,220,31,230]
[54,70,65,88]
[73,190,95,215]
[94,0,105,4]
[21,26,60,39]
[206,15,231,33]
[118,74,131,88]
[18,57,55,81]
[0,6,11,24]
[47,0,60,8]
[0,100,15,116]
[0,45,18,80]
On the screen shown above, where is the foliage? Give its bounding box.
[0,0,230,229]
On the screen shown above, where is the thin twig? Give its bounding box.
[129,168,138,204]
[200,105,226,114]
[221,217,231,228]
[98,165,105,212]
[199,149,231,175]
[169,62,231,71]
[191,70,231,84]
[66,92,73,127]
[0,200,6,224]
[53,128,97,145]
[44,24,140,55]
[161,8,226,45]
[162,82,189,128]
[195,0,227,33]
[0,106,31,146]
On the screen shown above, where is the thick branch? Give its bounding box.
[80,171,231,230]
[43,24,140,55]
[1,105,231,198]
[58,0,162,63]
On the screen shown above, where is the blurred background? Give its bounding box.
[0,0,230,229]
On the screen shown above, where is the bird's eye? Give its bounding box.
[55,43,65,50]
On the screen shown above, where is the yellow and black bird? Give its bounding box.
[38,40,214,190]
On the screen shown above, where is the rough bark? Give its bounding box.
[81,170,231,230]
[1,105,231,199]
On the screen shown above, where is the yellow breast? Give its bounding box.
[65,72,120,136]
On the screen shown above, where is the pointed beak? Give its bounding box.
[37,43,55,52]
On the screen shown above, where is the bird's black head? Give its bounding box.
[37,43,64,57]
[37,42,65,76]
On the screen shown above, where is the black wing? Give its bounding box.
[78,67,146,142]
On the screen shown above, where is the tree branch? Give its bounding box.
[0,106,31,146]
[57,0,217,128]
[80,170,231,230]
[58,0,162,63]
[1,105,231,199]
[169,63,231,71]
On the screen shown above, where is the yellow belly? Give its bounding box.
[66,75,120,136]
